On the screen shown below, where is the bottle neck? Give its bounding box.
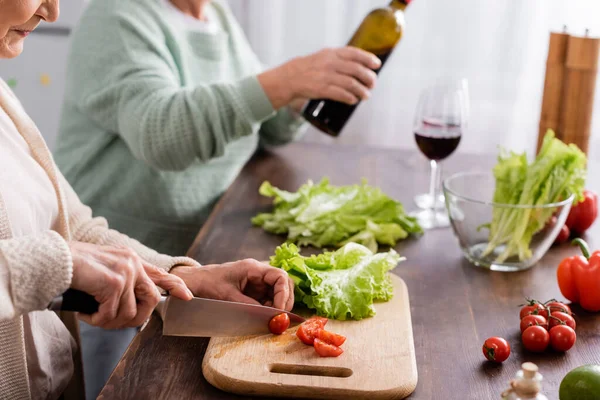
[389,0,409,11]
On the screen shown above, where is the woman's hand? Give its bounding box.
[69,242,193,329]
[258,46,382,110]
[170,259,295,311]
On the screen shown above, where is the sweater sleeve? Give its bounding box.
[258,107,307,148]
[67,2,277,172]
[57,172,201,272]
[0,231,72,321]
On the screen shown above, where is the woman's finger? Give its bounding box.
[107,277,138,329]
[285,277,295,312]
[227,290,263,307]
[262,269,290,311]
[335,60,377,88]
[322,85,359,105]
[88,273,124,327]
[144,262,193,300]
[337,46,381,70]
[128,278,161,327]
[329,74,371,101]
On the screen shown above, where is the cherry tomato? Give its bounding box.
[520,315,548,333]
[520,303,548,319]
[522,326,550,352]
[314,338,343,357]
[268,313,290,335]
[295,317,328,345]
[316,330,346,347]
[554,225,571,245]
[482,337,511,363]
[548,311,577,331]
[309,317,328,327]
[549,325,576,352]
[296,324,321,345]
[546,301,572,315]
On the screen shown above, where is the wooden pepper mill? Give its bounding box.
[538,28,569,150]
[537,29,600,154]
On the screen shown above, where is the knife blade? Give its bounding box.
[155,296,305,337]
[49,289,305,337]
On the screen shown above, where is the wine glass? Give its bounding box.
[411,79,469,229]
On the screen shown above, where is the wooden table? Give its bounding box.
[99,143,600,400]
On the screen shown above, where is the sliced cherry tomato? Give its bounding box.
[295,317,330,345]
[482,337,511,363]
[309,316,328,328]
[316,329,346,347]
[314,338,343,357]
[549,325,576,352]
[546,301,572,315]
[520,315,548,333]
[296,324,321,345]
[548,311,576,331]
[522,326,550,352]
[268,313,290,335]
[520,303,548,319]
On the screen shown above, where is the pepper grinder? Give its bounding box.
[501,362,548,400]
[559,29,600,155]
[537,26,570,152]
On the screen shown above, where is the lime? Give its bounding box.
[560,364,600,400]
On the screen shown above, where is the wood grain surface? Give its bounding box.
[100,143,600,400]
[203,275,416,400]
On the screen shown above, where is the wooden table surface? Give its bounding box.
[99,142,600,400]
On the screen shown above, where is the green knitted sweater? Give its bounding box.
[54,0,304,256]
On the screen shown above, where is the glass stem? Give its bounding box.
[428,160,441,217]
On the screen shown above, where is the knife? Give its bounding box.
[49,289,305,337]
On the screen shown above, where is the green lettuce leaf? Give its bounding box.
[252,178,421,252]
[484,130,587,262]
[270,242,403,320]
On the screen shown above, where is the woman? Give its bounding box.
[0,1,294,399]
[53,0,379,394]
[54,0,381,258]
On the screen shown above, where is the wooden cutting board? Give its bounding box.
[202,274,417,400]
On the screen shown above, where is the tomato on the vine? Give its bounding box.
[546,301,572,315]
[520,303,548,319]
[549,325,576,352]
[482,337,511,363]
[522,326,550,352]
[548,311,576,331]
[520,315,548,333]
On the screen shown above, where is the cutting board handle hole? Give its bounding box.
[269,363,353,378]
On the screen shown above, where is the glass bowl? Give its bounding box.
[442,171,574,272]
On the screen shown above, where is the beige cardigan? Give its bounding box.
[0,80,201,399]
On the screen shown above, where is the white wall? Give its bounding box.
[0,0,86,150]
[1,0,599,160]
[228,0,600,161]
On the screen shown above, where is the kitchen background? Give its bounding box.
[1,0,598,160]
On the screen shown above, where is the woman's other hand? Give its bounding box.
[68,242,193,329]
[170,259,295,311]
[259,46,382,110]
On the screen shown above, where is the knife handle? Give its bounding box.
[49,289,100,315]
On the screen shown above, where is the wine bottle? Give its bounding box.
[302,0,412,137]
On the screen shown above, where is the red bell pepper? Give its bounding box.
[557,239,600,312]
[566,190,598,234]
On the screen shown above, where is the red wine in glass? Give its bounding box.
[414,118,462,161]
